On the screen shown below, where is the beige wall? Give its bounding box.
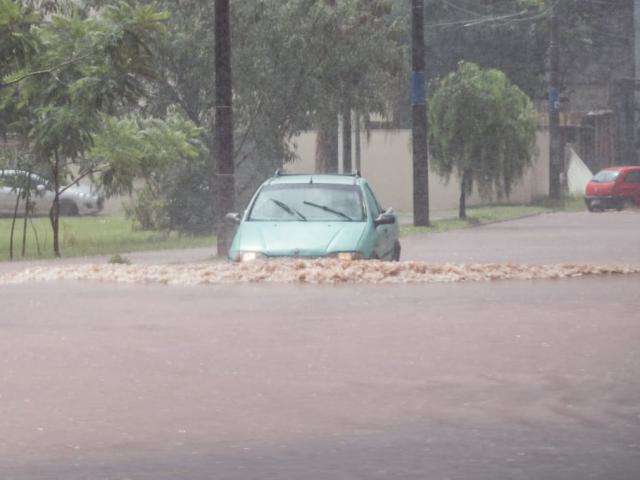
[288,129,550,215]
[567,147,593,195]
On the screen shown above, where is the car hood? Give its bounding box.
[232,221,368,257]
[586,181,614,196]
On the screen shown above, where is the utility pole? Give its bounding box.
[214,0,235,256]
[342,108,353,173]
[354,112,362,173]
[635,0,640,83]
[548,1,561,201]
[315,0,339,174]
[411,0,430,226]
[634,0,640,165]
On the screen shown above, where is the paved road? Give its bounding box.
[402,210,640,265]
[1,211,639,480]
[2,210,638,275]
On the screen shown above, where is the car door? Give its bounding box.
[363,184,393,259]
[30,174,54,215]
[620,170,640,205]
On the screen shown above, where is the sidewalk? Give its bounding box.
[0,246,217,275]
[396,209,458,225]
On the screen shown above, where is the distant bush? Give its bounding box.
[108,254,131,265]
[93,113,215,235]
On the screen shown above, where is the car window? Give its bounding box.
[592,170,620,183]
[0,173,20,188]
[31,174,51,189]
[363,184,382,218]
[249,183,366,222]
[30,174,44,184]
[0,172,41,190]
[624,171,640,184]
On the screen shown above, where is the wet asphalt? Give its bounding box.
[1,210,639,480]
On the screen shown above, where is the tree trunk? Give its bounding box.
[9,187,21,261]
[30,217,41,256]
[459,171,470,220]
[50,151,61,258]
[21,185,30,258]
[315,118,339,173]
[342,107,352,173]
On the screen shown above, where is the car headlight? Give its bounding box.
[236,251,266,262]
[333,252,363,261]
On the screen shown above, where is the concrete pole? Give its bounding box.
[548,2,562,200]
[214,0,235,256]
[411,0,430,226]
[634,0,640,165]
[342,108,353,174]
[354,112,362,173]
[635,0,640,81]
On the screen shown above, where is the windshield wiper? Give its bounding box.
[270,198,307,221]
[303,201,353,221]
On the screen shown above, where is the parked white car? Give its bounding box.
[0,169,104,216]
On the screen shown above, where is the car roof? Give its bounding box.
[0,169,47,180]
[0,169,40,175]
[266,174,365,186]
[602,166,640,172]
[0,169,27,176]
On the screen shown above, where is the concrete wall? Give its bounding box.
[288,129,550,215]
[65,129,552,217]
[567,147,593,195]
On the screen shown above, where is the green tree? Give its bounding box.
[422,0,547,99]
[0,0,40,138]
[142,0,325,201]
[429,62,537,219]
[378,0,632,131]
[1,1,167,256]
[390,0,633,114]
[90,111,211,233]
[310,0,405,173]
[144,0,405,178]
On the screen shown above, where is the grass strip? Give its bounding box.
[400,197,585,237]
[0,215,214,261]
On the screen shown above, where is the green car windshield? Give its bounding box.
[249,183,366,222]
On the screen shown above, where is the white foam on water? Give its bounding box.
[1,259,638,286]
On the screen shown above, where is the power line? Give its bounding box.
[426,0,560,29]
[440,0,484,18]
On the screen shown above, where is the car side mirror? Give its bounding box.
[374,211,396,227]
[225,212,241,224]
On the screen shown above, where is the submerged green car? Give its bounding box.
[226,172,401,262]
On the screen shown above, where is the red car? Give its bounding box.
[585,166,640,211]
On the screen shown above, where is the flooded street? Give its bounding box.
[2,278,639,480]
[1,212,639,479]
[3,1,640,477]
